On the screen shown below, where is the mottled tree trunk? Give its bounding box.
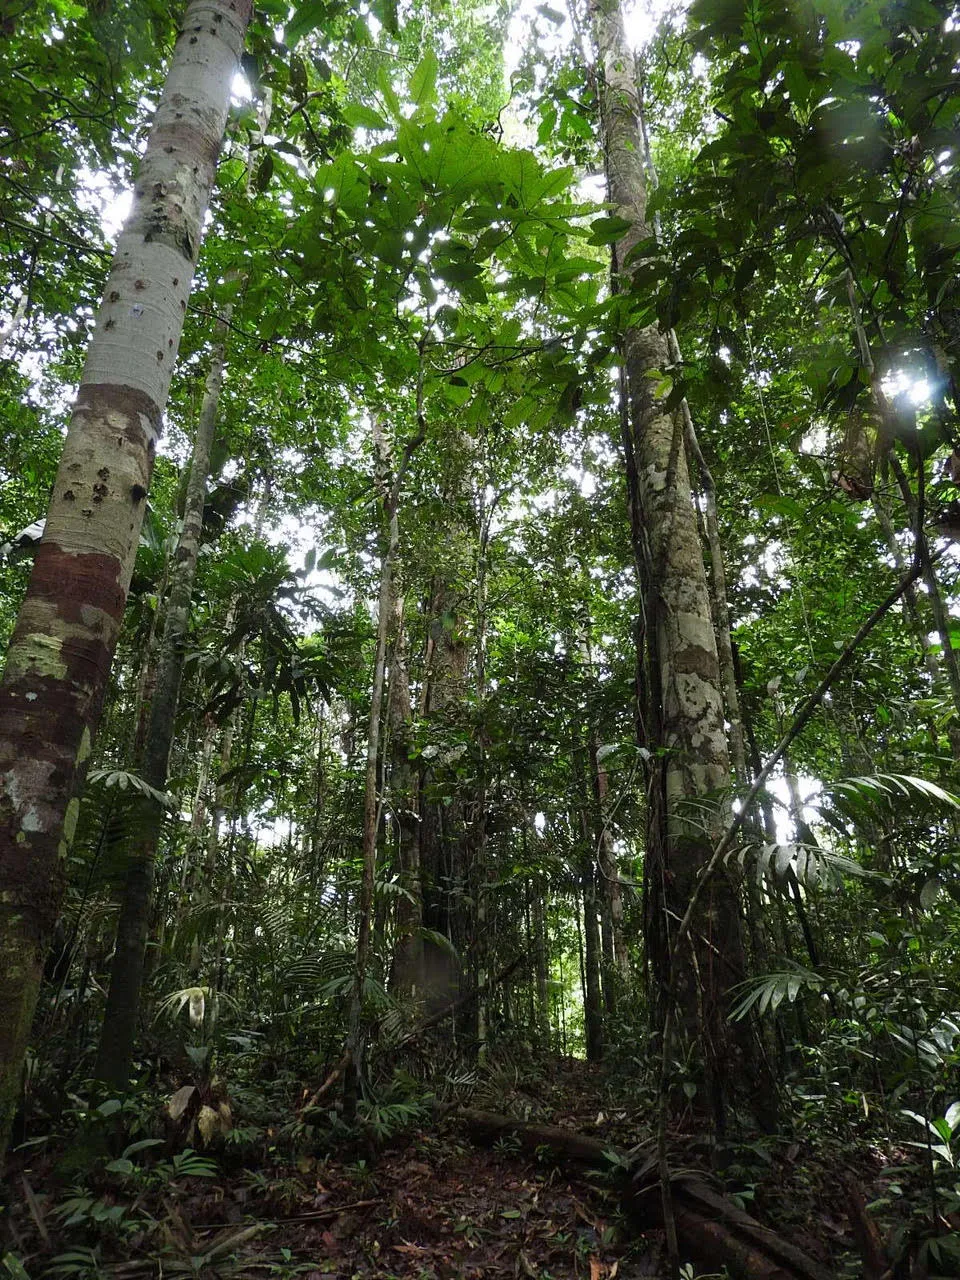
[872,496,939,682]
[470,485,492,1057]
[0,0,249,1154]
[681,408,748,783]
[593,0,748,1088]
[95,309,232,1088]
[892,457,960,744]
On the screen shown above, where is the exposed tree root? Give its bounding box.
[460,1108,834,1280]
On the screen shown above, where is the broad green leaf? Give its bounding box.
[377,65,402,118]
[410,50,438,107]
[588,215,635,244]
[343,103,388,131]
[285,1,326,46]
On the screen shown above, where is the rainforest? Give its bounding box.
[1,0,959,1275]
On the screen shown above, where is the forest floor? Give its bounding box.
[2,1058,875,1280]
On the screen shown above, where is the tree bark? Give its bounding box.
[531,875,551,1049]
[344,417,423,1113]
[387,590,422,1000]
[0,0,249,1155]
[589,741,631,1008]
[580,840,604,1061]
[573,754,604,1060]
[417,444,474,1009]
[681,408,749,783]
[593,0,747,1084]
[95,306,232,1088]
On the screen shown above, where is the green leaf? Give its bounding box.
[122,1138,165,1158]
[377,65,401,118]
[410,50,438,107]
[2,1252,32,1280]
[435,260,484,283]
[285,1,326,46]
[343,103,388,131]
[588,215,634,244]
[729,965,823,1021]
[105,1158,135,1175]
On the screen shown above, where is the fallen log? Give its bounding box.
[460,1108,615,1165]
[459,1108,833,1280]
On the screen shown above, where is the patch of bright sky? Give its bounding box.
[883,367,932,407]
[504,0,664,82]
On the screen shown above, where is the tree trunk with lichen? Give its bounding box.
[593,0,748,1098]
[0,0,250,1156]
[94,308,232,1089]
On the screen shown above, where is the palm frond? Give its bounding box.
[744,840,872,890]
[728,964,824,1021]
[828,773,960,820]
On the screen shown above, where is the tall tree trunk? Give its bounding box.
[418,525,473,1007]
[0,0,249,1155]
[470,481,492,1057]
[345,417,423,1113]
[95,307,232,1088]
[387,589,422,1000]
[890,455,960,747]
[872,494,940,685]
[593,0,748,1091]
[681,411,749,783]
[574,755,604,1061]
[531,873,551,1050]
[580,841,604,1062]
[589,740,631,1009]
